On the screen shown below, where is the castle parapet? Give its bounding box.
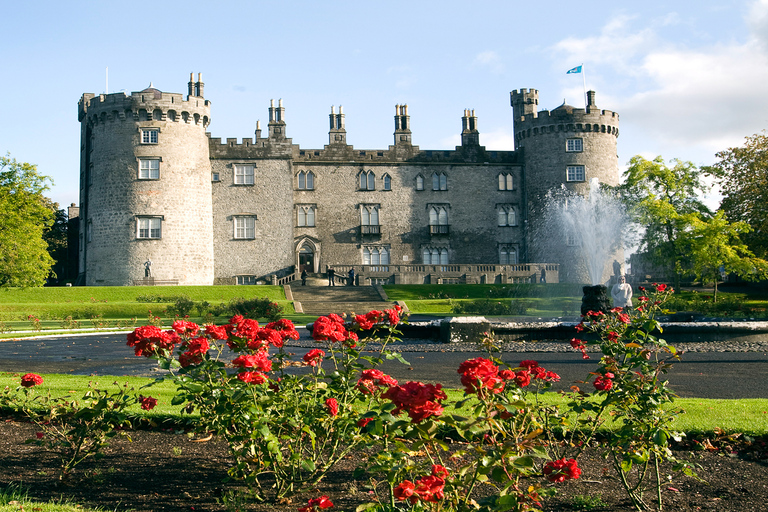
[79,88,211,128]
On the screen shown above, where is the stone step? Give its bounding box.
[287,283,394,316]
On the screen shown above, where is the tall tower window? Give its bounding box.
[566,165,586,182]
[234,164,255,185]
[137,217,162,239]
[383,174,392,191]
[298,170,315,190]
[141,129,159,144]
[138,159,160,180]
[566,138,583,152]
[498,173,514,190]
[415,174,424,190]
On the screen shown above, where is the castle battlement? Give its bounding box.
[78,87,211,127]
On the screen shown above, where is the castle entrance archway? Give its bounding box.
[298,245,315,273]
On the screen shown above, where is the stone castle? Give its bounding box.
[77,73,619,286]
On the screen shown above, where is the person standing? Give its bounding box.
[328,267,335,286]
[348,267,355,286]
[611,275,633,309]
[301,269,308,286]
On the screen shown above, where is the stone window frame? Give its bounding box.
[432,171,448,191]
[138,157,161,180]
[297,170,315,190]
[566,165,586,182]
[234,164,255,185]
[428,204,449,226]
[498,173,514,190]
[136,216,163,240]
[415,174,425,191]
[497,204,517,227]
[359,170,375,191]
[422,246,449,264]
[566,138,583,152]
[499,244,518,264]
[297,204,316,227]
[363,245,390,265]
[140,128,159,144]
[233,215,257,240]
[360,204,380,226]
[382,174,392,191]
[212,171,221,182]
[236,275,257,285]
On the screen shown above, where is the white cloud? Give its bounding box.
[552,2,768,164]
[473,51,504,73]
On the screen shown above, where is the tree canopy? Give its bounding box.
[0,154,55,287]
[704,131,768,259]
[614,156,712,288]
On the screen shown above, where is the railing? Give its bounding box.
[350,263,560,285]
[360,224,381,235]
[429,225,450,235]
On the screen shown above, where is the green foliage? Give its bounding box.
[451,298,530,315]
[164,295,195,317]
[383,283,584,301]
[704,131,768,259]
[0,154,55,287]
[613,155,712,288]
[222,296,284,321]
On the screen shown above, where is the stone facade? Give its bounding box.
[77,75,619,286]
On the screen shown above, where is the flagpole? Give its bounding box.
[581,64,587,109]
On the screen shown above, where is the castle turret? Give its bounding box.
[268,99,286,140]
[511,88,621,283]
[77,75,214,285]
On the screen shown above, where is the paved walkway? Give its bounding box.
[1,330,767,399]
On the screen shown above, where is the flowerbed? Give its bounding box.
[1,285,703,512]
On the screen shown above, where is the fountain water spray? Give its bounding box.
[535,178,627,286]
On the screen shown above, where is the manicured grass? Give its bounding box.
[0,482,105,512]
[5,372,768,436]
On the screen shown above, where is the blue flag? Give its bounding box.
[567,65,582,74]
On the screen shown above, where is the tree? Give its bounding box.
[41,198,70,283]
[0,154,55,287]
[614,156,712,288]
[704,131,768,259]
[685,211,768,302]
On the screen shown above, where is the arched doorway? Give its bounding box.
[299,245,314,273]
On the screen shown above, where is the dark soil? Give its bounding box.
[2,416,768,512]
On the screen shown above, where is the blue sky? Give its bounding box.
[3,0,767,209]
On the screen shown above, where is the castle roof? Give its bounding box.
[552,100,574,114]
[140,83,163,99]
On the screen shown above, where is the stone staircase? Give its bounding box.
[287,277,395,317]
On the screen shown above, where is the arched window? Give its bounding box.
[383,174,391,190]
[359,170,375,190]
[415,174,424,190]
[422,247,449,264]
[432,172,447,190]
[499,246,517,264]
[429,206,448,225]
[498,173,514,190]
[498,206,516,226]
[297,205,316,227]
[361,205,380,225]
[298,170,315,190]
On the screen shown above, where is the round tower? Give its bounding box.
[510,89,621,283]
[78,73,214,285]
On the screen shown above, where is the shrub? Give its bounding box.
[452,298,529,315]
[224,297,283,322]
[165,295,195,317]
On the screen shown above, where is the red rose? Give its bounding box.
[414,474,446,502]
[325,398,339,416]
[656,283,667,292]
[514,370,531,387]
[232,352,272,372]
[394,480,416,503]
[138,395,157,411]
[172,320,199,336]
[543,458,581,483]
[357,417,374,428]
[386,308,400,326]
[354,314,374,330]
[431,464,449,479]
[593,374,614,391]
[237,371,268,384]
[607,331,620,343]
[303,349,325,367]
[20,373,43,388]
[519,360,539,369]
[127,326,178,357]
[382,381,447,423]
[298,495,334,512]
[204,324,228,340]
[457,357,504,395]
[356,369,398,394]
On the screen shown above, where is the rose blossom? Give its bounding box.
[593,372,615,391]
[394,480,416,503]
[382,381,447,423]
[20,373,43,388]
[138,395,158,411]
[303,349,325,367]
[232,352,272,372]
[237,371,268,384]
[543,458,581,483]
[298,495,334,512]
[457,357,504,394]
[325,398,339,416]
[356,368,398,394]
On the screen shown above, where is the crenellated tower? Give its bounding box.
[77,73,215,285]
[511,88,621,283]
